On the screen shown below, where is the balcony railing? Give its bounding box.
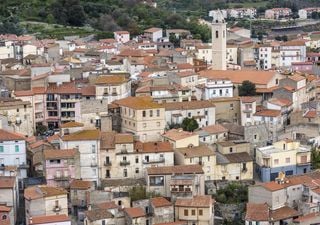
[120,160,130,166]
[104,161,112,166]
[116,149,128,155]
[143,158,165,164]
[18,163,29,169]
[54,175,71,181]
[171,187,192,193]
[53,206,62,212]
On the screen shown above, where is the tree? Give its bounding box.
[282,35,288,42]
[128,186,159,202]
[238,80,256,96]
[36,124,47,135]
[181,117,199,132]
[311,148,320,169]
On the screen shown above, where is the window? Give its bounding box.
[0,146,3,153]
[143,123,147,128]
[246,113,250,118]
[229,147,233,153]
[156,110,160,117]
[188,112,191,117]
[274,159,279,165]
[123,169,127,177]
[15,145,19,152]
[92,145,96,153]
[150,110,153,117]
[2,215,7,220]
[149,176,164,186]
[135,168,139,174]
[285,157,290,163]
[191,209,196,215]
[135,157,139,163]
[184,209,188,216]
[142,111,146,117]
[157,122,160,127]
[215,30,219,38]
[199,209,203,216]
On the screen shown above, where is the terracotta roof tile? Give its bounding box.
[95,201,118,210]
[145,27,162,33]
[270,206,300,221]
[151,197,172,208]
[0,177,15,189]
[43,149,77,160]
[222,152,253,163]
[115,133,134,144]
[293,212,320,223]
[246,203,269,221]
[95,75,128,85]
[0,205,11,212]
[62,129,100,141]
[288,74,305,82]
[85,209,113,221]
[201,124,228,134]
[70,180,93,190]
[240,96,257,103]
[175,195,214,208]
[154,222,187,225]
[135,141,173,153]
[199,70,278,85]
[147,165,203,175]
[24,186,67,200]
[176,145,215,158]
[124,207,146,218]
[113,96,163,110]
[268,98,292,107]
[303,110,317,118]
[60,121,84,128]
[254,109,281,117]
[162,129,197,141]
[0,129,25,141]
[30,214,70,225]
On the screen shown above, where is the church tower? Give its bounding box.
[212,10,227,70]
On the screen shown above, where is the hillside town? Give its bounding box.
[1,7,320,225]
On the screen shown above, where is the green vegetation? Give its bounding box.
[238,80,256,96]
[128,186,160,202]
[311,148,320,169]
[214,182,248,204]
[182,117,199,132]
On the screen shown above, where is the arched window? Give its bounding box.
[216,31,219,38]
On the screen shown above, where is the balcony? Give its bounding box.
[54,175,71,181]
[120,160,130,166]
[47,106,58,111]
[143,158,165,164]
[18,163,29,169]
[171,187,192,193]
[116,149,128,155]
[53,206,62,212]
[61,98,78,103]
[104,161,112,166]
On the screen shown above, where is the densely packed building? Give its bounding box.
[0,8,320,225]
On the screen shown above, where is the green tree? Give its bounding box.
[36,124,47,135]
[128,186,159,202]
[311,148,320,169]
[238,80,256,96]
[181,117,199,132]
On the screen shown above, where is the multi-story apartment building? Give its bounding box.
[197,79,234,100]
[100,132,174,180]
[113,96,166,142]
[175,195,214,225]
[43,149,80,188]
[279,41,306,68]
[196,124,228,144]
[95,75,131,101]
[163,100,216,128]
[299,7,320,19]
[24,185,68,225]
[256,139,311,182]
[254,45,272,70]
[0,129,28,179]
[114,31,130,44]
[265,8,292,19]
[15,82,96,130]
[135,83,192,103]
[0,98,34,136]
[60,129,101,186]
[162,129,199,149]
[0,176,18,225]
[240,97,257,126]
[146,165,205,198]
[174,145,216,181]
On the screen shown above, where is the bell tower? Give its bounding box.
[212,10,227,70]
